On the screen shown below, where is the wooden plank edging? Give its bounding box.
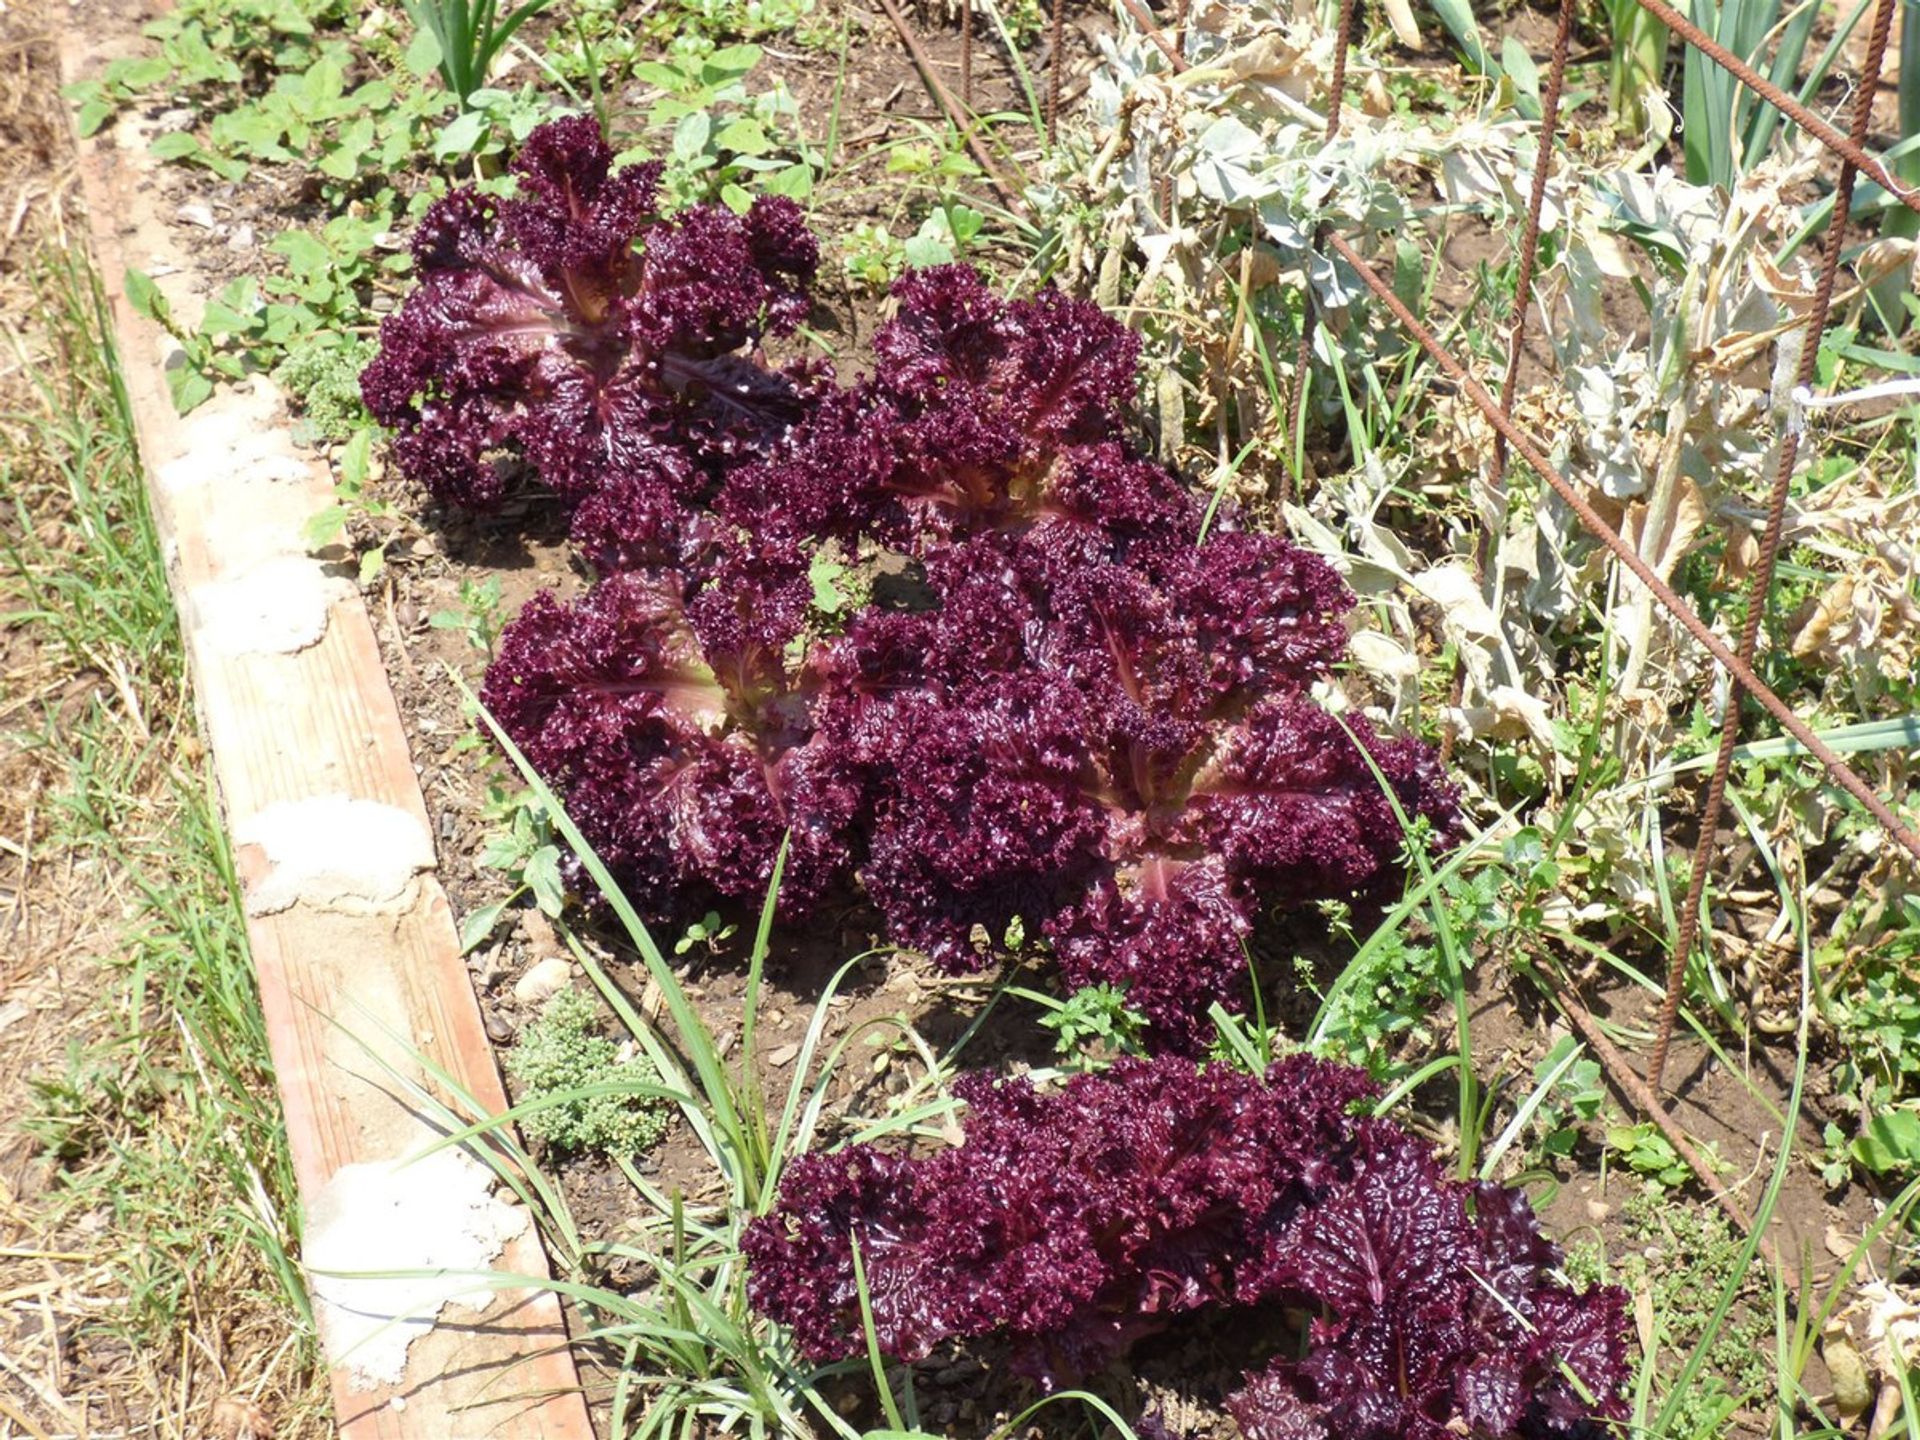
[58,46,598,1440]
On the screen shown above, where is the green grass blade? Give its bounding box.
[849,1234,907,1432]
[740,835,789,1205]
[454,672,760,1197]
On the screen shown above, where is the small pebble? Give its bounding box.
[485,1011,516,1044]
[176,201,216,229]
[513,955,572,1006]
[227,223,256,252]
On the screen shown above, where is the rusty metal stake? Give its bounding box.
[1439,0,1577,769]
[961,0,972,108]
[1646,0,1902,1093]
[1544,970,1778,1270]
[1047,0,1066,144]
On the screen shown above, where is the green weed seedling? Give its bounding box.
[1035,983,1148,1069]
[841,221,907,291]
[302,430,401,585]
[459,783,567,951]
[648,45,820,210]
[204,43,388,171]
[126,211,405,420]
[429,575,508,657]
[66,0,350,137]
[1307,859,1501,1083]
[664,0,824,44]
[429,84,558,167]
[841,205,987,291]
[903,203,986,267]
[1474,1034,1605,1184]
[1572,1192,1771,1438]
[1604,1120,1722,1191]
[1525,1036,1605,1163]
[674,911,739,957]
[122,270,230,414]
[1847,1108,1920,1180]
[272,333,374,444]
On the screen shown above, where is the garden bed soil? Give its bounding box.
[40,0,1917,1431]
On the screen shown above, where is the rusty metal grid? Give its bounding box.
[1109,0,1919,1093]
[1301,0,1918,1091]
[875,0,1920,1104]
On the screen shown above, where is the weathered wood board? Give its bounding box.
[60,46,598,1440]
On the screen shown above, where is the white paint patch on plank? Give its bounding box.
[304,1144,530,1389]
[189,554,345,657]
[236,796,434,916]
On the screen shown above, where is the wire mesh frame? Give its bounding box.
[1075,0,1920,1089]
[1302,0,1920,1090]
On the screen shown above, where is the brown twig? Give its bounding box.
[1327,226,1920,872]
[872,0,1026,214]
[1648,0,1901,1092]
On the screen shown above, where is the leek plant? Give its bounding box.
[402,0,555,104]
[1680,0,1820,186]
[1606,0,1672,140]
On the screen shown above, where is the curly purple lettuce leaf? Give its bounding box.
[480,562,855,917]
[745,1055,1380,1384]
[746,1055,1629,1434]
[361,115,820,512]
[1228,1130,1630,1440]
[820,530,1447,1045]
[714,265,1200,566]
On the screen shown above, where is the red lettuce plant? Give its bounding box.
[379,120,1459,1041]
[360,115,819,512]
[743,1056,1630,1438]
[727,267,1455,1041]
[717,265,1199,569]
[480,547,858,916]
[813,527,1454,1046]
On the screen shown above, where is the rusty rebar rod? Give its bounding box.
[1327,226,1920,871]
[872,0,1026,214]
[1646,0,1903,1093]
[1439,0,1578,769]
[1047,0,1065,143]
[1490,0,1576,495]
[961,0,973,108]
[1545,972,1778,1270]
